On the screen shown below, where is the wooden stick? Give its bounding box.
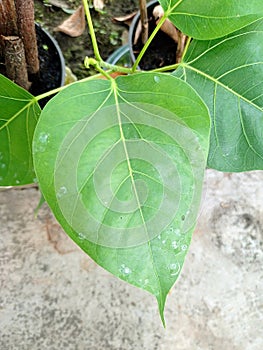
[0,0,18,35]
[0,0,18,57]
[153,5,179,43]
[3,35,31,90]
[15,0,39,75]
[139,0,148,45]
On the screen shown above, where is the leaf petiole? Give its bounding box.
[131,12,168,72]
[82,0,102,62]
[35,74,104,102]
[180,36,192,62]
[84,57,113,80]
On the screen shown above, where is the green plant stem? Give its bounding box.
[82,0,102,62]
[35,86,66,102]
[36,0,192,102]
[82,1,137,76]
[152,62,182,73]
[101,61,133,74]
[131,0,186,72]
[181,36,192,62]
[35,74,103,102]
[85,57,113,80]
[85,56,137,75]
[132,13,167,72]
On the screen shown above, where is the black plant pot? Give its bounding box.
[30,24,65,107]
[106,44,131,67]
[129,0,177,70]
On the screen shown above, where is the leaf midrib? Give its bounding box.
[113,82,147,234]
[182,63,263,112]
[113,81,164,305]
[182,62,263,163]
[170,13,261,20]
[186,30,262,66]
[0,100,35,132]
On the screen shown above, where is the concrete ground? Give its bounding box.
[0,169,262,350]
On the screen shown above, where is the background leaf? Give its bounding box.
[33,73,210,323]
[159,0,263,40]
[173,19,263,171]
[0,75,41,186]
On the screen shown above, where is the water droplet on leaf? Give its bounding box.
[119,264,132,276]
[36,132,50,153]
[169,262,180,276]
[172,241,178,249]
[154,75,160,83]
[39,132,50,144]
[57,186,67,198]
[77,232,86,241]
[174,229,180,236]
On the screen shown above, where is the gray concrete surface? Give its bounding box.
[0,169,262,350]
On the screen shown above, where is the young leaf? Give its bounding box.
[174,19,263,172]
[33,73,210,323]
[0,74,41,186]
[159,0,263,40]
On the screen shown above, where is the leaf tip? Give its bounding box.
[156,293,167,328]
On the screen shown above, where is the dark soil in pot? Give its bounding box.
[30,24,65,107]
[129,0,177,70]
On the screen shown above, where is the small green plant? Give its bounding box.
[0,0,263,325]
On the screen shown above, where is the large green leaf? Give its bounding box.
[159,0,263,40]
[0,74,41,186]
[173,19,263,171]
[33,73,210,323]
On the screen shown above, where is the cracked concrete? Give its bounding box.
[0,169,262,349]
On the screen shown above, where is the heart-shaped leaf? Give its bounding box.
[159,0,263,40]
[33,73,210,323]
[174,19,263,171]
[0,74,41,186]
